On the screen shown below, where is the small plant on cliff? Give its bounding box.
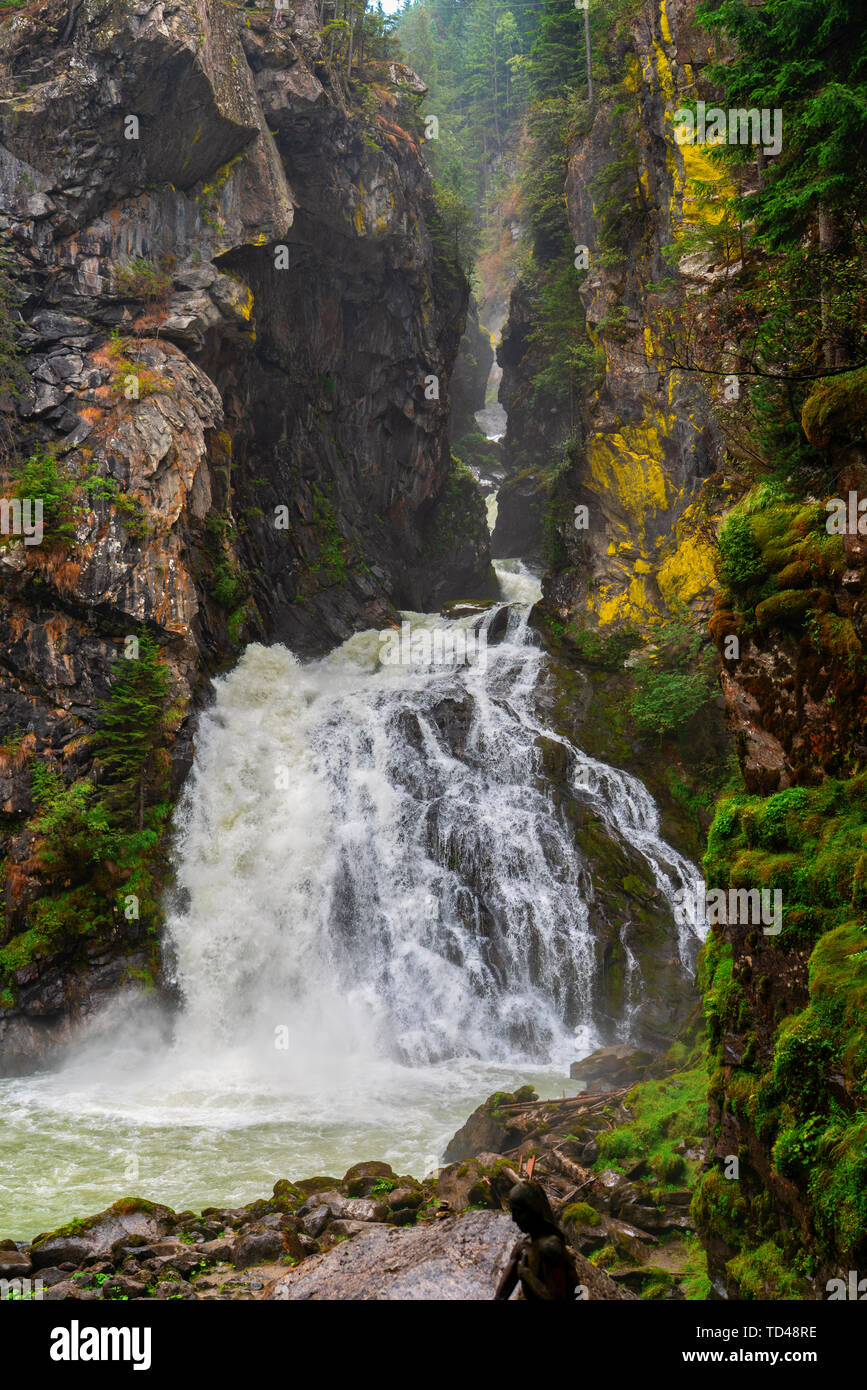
[113,257,173,303]
[11,445,78,548]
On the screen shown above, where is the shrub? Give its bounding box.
[717,514,765,589]
[11,446,78,547]
[113,257,173,302]
[630,667,710,739]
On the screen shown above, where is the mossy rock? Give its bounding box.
[754,588,823,629]
[292,1176,343,1197]
[562,1201,601,1228]
[801,366,867,449]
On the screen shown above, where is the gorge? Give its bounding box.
[0,0,865,1310]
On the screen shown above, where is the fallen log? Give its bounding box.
[547,1146,595,1188]
[494,1086,630,1114]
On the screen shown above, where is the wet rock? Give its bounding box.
[232,1228,286,1269]
[263,1211,518,1301]
[442,1088,536,1163]
[569,1043,654,1090]
[433,1154,506,1213]
[0,1248,31,1278]
[29,1200,176,1270]
[299,1205,331,1239]
[42,1281,81,1301]
[342,1162,395,1198]
[387,1187,424,1213]
[33,1266,70,1287]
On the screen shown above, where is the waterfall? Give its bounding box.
[0,415,707,1237]
[164,565,707,1073]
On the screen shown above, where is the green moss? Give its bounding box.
[691,1167,748,1247]
[562,1201,601,1227]
[717,513,765,589]
[592,1059,707,1182]
[700,772,867,1271]
[725,1238,806,1300]
[754,588,822,628]
[801,366,867,450]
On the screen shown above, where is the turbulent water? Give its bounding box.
[0,557,706,1239]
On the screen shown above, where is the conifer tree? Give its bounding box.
[91,630,172,831]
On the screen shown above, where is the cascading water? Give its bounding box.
[0,409,707,1239]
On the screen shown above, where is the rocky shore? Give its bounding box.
[1,1044,708,1301]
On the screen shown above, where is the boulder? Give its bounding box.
[262,1210,636,1301]
[263,1211,518,1300]
[433,1154,507,1213]
[0,1248,31,1278]
[569,1044,654,1090]
[387,1187,424,1213]
[232,1228,287,1269]
[442,1087,537,1164]
[342,1162,395,1198]
[29,1199,176,1271]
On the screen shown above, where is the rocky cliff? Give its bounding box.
[495,0,723,633]
[491,0,867,1301]
[0,0,492,1067]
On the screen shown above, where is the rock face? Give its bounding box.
[494,0,722,633]
[0,0,492,1063]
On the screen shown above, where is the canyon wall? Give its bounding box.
[0,0,491,1066]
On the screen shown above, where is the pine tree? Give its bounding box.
[91,630,172,831]
[698,0,867,249]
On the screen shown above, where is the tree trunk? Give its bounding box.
[818,208,841,369]
[346,12,355,74]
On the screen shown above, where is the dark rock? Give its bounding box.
[569,1043,655,1090]
[29,1200,177,1270]
[387,1187,424,1213]
[299,1205,331,1239]
[0,1249,31,1278]
[342,1162,395,1198]
[232,1228,286,1269]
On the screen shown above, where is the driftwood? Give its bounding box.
[495,1086,630,1114]
[547,1146,595,1189]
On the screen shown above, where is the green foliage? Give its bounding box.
[593,1063,708,1183]
[716,514,765,589]
[725,1239,807,1301]
[570,623,641,670]
[701,772,867,1269]
[697,0,867,251]
[113,257,173,302]
[204,513,249,634]
[10,446,78,548]
[630,667,710,740]
[91,630,172,831]
[0,634,174,1002]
